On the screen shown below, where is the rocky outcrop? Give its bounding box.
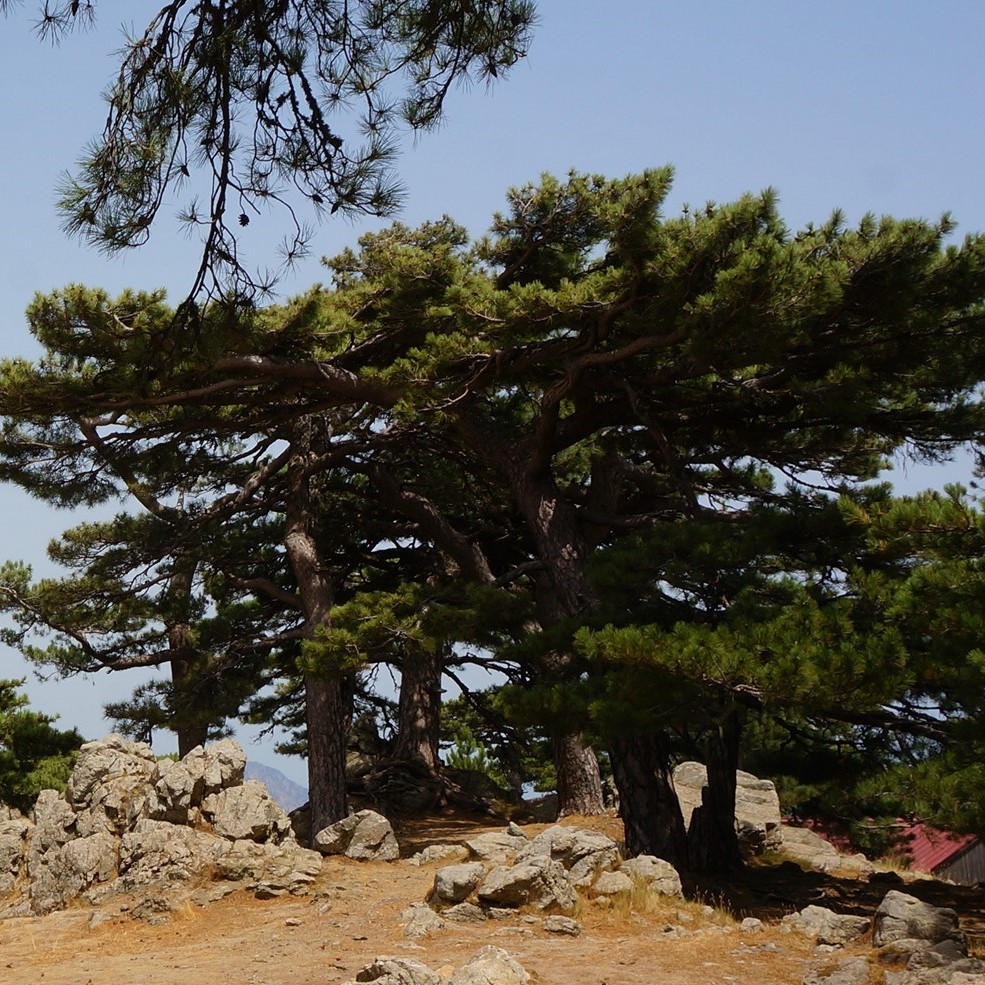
[313,809,400,861]
[781,904,871,945]
[0,735,322,916]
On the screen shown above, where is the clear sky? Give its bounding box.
[0,1,983,784]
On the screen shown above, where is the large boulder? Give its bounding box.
[447,946,530,985]
[430,861,486,905]
[349,956,442,985]
[617,855,683,897]
[779,824,874,877]
[518,824,621,887]
[203,781,292,843]
[313,809,399,861]
[118,819,226,888]
[873,891,960,947]
[464,829,528,864]
[673,761,782,856]
[476,855,576,911]
[28,832,118,914]
[781,905,871,945]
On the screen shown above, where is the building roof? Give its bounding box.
[896,822,977,873]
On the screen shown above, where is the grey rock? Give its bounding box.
[447,946,530,985]
[781,905,870,945]
[477,855,576,911]
[780,825,874,878]
[908,939,969,970]
[873,891,960,947]
[119,819,225,888]
[0,816,32,895]
[130,893,174,925]
[518,824,621,886]
[464,830,528,864]
[740,917,764,933]
[618,855,683,897]
[674,761,782,856]
[591,870,634,897]
[430,861,486,904]
[29,789,77,860]
[543,914,581,936]
[180,739,247,796]
[213,838,322,890]
[877,940,935,964]
[66,735,157,810]
[803,956,872,985]
[400,902,446,938]
[203,781,292,843]
[28,831,119,914]
[444,902,488,923]
[313,809,399,861]
[351,956,443,985]
[405,844,469,867]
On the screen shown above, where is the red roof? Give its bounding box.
[896,822,977,873]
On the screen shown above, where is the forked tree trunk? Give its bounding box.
[608,731,689,870]
[393,645,443,770]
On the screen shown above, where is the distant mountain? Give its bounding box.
[245,761,308,813]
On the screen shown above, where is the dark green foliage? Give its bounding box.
[0,680,83,812]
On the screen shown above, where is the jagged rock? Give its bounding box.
[877,939,936,964]
[803,956,872,985]
[543,914,581,936]
[29,789,76,860]
[618,855,683,897]
[443,902,488,923]
[781,905,871,945]
[400,902,447,938]
[313,809,399,861]
[518,824,621,887]
[129,893,174,925]
[464,830,528,864]
[213,838,322,892]
[476,855,576,911]
[874,891,960,947]
[203,781,292,843]
[28,832,118,914]
[908,940,971,970]
[430,861,486,904]
[119,819,225,888]
[591,870,634,897]
[447,946,530,985]
[780,825,875,877]
[674,761,782,856]
[0,816,32,894]
[350,955,443,985]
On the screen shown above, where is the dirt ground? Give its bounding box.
[0,810,979,985]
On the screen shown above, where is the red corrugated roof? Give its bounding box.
[896,822,976,873]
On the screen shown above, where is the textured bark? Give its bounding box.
[166,562,210,758]
[608,732,689,870]
[393,645,443,770]
[687,709,743,874]
[553,732,605,816]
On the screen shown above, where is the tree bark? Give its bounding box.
[166,560,210,758]
[688,708,743,873]
[393,645,443,770]
[304,672,350,829]
[553,732,605,816]
[608,731,689,870]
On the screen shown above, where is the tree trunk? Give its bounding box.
[553,732,605,816]
[304,672,350,831]
[608,731,689,870]
[166,560,210,758]
[688,708,743,873]
[393,645,442,770]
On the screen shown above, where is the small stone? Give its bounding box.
[543,915,581,936]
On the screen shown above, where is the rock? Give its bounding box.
[618,855,683,897]
[405,844,469,867]
[400,902,446,938]
[447,946,530,985]
[181,740,247,795]
[877,939,935,965]
[518,824,621,886]
[803,956,873,985]
[66,736,157,810]
[443,902,488,923]
[873,891,960,947]
[28,832,118,914]
[477,856,576,911]
[591,870,634,897]
[203,781,292,843]
[543,915,581,936]
[0,816,32,894]
[129,893,174,925]
[119,819,225,888]
[351,956,443,985]
[673,761,782,856]
[430,861,486,904]
[740,917,764,933]
[464,830,528,864]
[780,825,875,877]
[781,905,871,945]
[313,809,399,861]
[29,789,76,859]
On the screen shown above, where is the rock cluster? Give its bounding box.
[785,890,982,985]
[0,735,322,916]
[422,822,682,923]
[345,946,530,985]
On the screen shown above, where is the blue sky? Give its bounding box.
[0,1,983,783]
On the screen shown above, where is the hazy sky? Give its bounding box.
[0,1,983,784]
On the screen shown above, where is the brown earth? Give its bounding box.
[0,808,979,985]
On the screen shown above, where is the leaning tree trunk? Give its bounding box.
[687,707,743,873]
[393,644,443,771]
[608,731,689,870]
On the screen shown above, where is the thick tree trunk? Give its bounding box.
[304,672,350,830]
[393,645,442,770]
[166,561,210,758]
[608,731,689,870]
[688,709,743,873]
[553,732,605,816]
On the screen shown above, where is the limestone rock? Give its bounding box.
[406,843,469,867]
[0,816,32,895]
[543,914,581,936]
[781,905,871,945]
[443,902,488,923]
[873,891,960,947]
[518,824,621,887]
[351,956,443,985]
[464,830,528,864]
[430,861,486,904]
[591,869,634,897]
[400,902,447,938]
[203,781,292,843]
[476,855,576,911]
[618,855,683,897]
[673,761,782,856]
[28,832,118,915]
[780,825,874,877]
[803,956,873,985]
[313,809,399,861]
[447,946,530,985]
[119,819,225,888]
